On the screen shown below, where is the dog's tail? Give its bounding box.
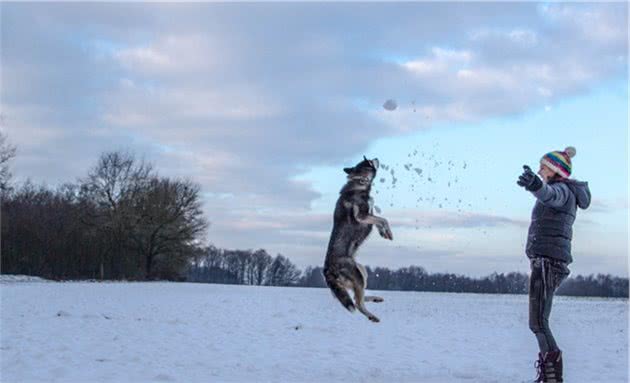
[324,268,356,312]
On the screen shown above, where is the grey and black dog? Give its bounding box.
[323,156,393,323]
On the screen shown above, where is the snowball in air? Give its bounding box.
[383,99,398,111]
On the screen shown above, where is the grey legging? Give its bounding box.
[529,257,570,353]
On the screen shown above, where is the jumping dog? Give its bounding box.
[323,156,393,322]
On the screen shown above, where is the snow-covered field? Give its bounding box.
[1,278,627,383]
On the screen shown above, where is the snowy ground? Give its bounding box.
[1,278,627,383]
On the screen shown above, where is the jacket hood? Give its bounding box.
[564,179,591,209]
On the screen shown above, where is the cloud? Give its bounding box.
[116,46,171,72]
[206,208,525,242]
[403,47,472,76]
[103,83,284,124]
[585,198,629,214]
[113,34,230,78]
[539,4,627,46]
[389,210,528,229]
[469,28,538,46]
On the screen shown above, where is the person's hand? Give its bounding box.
[517,165,542,191]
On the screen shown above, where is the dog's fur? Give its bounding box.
[323,156,393,323]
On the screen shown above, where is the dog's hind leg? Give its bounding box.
[356,263,384,303]
[350,265,380,322]
[324,269,356,312]
[352,283,380,323]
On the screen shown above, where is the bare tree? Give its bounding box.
[80,151,154,278]
[266,254,301,286]
[129,176,208,279]
[205,245,224,268]
[299,266,326,287]
[82,151,153,212]
[252,249,273,285]
[0,131,17,193]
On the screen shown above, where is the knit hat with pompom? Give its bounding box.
[540,146,576,178]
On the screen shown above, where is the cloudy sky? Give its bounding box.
[2,2,628,277]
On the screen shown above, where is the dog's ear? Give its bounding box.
[343,167,353,174]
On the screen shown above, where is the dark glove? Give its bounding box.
[517,165,542,191]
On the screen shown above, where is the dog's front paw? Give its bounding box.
[368,315,380,323]
[378,225,393,240]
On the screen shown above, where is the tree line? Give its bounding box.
[187,246,301,286]
[189,249,628,298]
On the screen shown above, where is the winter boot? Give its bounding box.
[542,350,563,383]
[533,352,545,382]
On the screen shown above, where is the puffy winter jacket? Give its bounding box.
[526,179,591,263]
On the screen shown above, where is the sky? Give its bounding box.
[1,2,628,277]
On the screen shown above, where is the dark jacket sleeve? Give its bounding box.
[531,182,571,208]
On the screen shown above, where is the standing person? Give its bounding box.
[517,146,591,383]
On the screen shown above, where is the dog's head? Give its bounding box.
[344,156,379,185]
